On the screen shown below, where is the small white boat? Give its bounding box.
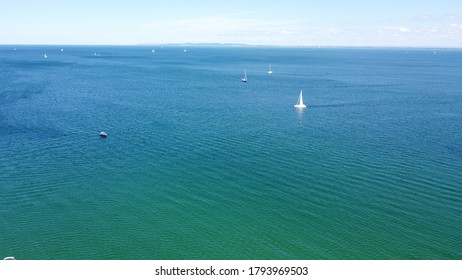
[99,131,107,137]
[241,69,247,82]
[152,49,155,53]
[44,54,47,59]
[294,90,307,109]
[61,48,64,52]
[3,256,15,260]
[268,64,273,74]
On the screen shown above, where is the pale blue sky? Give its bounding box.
[1,0,462,47]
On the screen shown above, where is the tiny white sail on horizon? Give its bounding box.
[242,69,247,82]
[294,90,307,108]
[268,64,273,74]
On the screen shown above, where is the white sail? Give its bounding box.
[294,90,307,108]
[268,64,273,74]
[242,69,247,82]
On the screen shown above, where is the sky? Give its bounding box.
[1,0,462,47]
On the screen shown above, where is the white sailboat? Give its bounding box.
[268,64,273,74]
[294,90,307,108]
[241,69,247,82]
[44,54,47,59]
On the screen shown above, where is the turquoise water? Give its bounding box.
[1,46,461,259]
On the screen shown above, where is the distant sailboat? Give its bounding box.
[61,48,64,52]
[44,54,47,59]
[294,90,307,108]
[268,64,273,74]
[242,69,247,82]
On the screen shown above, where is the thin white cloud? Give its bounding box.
[141,13,305,44]
[419,28,439,34]
[278,30,299,35]
[415,15,436,21]
[313,28,340,35]
[136,9,462,47]
[414,13,462,21]
[445,13,462,20]
[379,26,411,34]
[448,23,462,34]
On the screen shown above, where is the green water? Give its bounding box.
[1,46,461,259]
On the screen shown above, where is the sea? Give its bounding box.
[1,45,461,260]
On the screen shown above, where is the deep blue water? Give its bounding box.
[1,45,461,259]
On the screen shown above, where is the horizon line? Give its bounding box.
[1,43,461,50]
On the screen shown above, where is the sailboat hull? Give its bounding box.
[294,104,307,108]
